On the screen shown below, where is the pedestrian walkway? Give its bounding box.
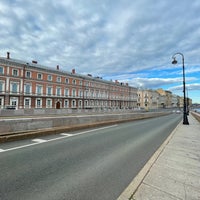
[130,114,200,200]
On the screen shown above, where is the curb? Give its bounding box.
[117,121,182,200]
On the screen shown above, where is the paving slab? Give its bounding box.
[147,164,200,189]
[132,183,178,200]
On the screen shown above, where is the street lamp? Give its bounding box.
[186,87,189,115]
[171,52,189,125]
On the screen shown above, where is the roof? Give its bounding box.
[0,56,137,89]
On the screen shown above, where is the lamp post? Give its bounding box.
[186,87,189,115]
[172,52,189,125]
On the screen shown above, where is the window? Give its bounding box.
[0,97,3,108]
[85,90,89,98]
[84,100,88,107]
[10,97,18,108]
[65,88,69,97]
[56,87,61,96]
[0,81,5,92]
[46,99,52,108]
[79,90,83,97]
[36,98,42,108]
[65,78,69,84]
[57,76,61,82]
[11,82,19,93]
[47,87,52,96]
[36,85,43,95]
[37,73,42,80]
[96,90,99,98]
[26,71,31,78]
[72,79,76,85]
[72,89,76,97]
[72,99,76,107]
[24,98,31,108]
[0,66,4,74]
[78,100,82,108]
[64,100,69,108]
[91,91,94,97]
[47,75,52,81]
[24,84,31,94]
[12,69,18,76]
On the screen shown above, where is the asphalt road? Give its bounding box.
[0,114,181,200]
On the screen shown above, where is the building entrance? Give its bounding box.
[56,101,60,109]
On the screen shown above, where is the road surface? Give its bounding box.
[0,114,181,200]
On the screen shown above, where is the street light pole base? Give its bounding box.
[183,115,189,125]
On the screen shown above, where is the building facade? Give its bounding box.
[137,88,192,110]
[138,89,161,110]
[0,53,138,110]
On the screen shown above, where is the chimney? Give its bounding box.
[72,69,75,74]
[32,60,38,64]
[56,65,59,70]
[7,52,10,59]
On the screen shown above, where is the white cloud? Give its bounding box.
[1,0,200,101]
[1,0,199,73]
[128,77,196,89]
[169,83,200,91]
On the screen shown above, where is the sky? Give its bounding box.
[0,0,200,103]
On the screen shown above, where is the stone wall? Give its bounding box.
[0,112,169,136]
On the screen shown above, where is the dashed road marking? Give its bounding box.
[32,139,47,143]
[0,125,118,153]
[0,143,39,152]
[60,133,73,136]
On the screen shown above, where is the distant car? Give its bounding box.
[176,110,181,114]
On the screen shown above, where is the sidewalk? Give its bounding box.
[118,114,200,200]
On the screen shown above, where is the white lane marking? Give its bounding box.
[0,143,41,152]
[60,133,73,136]
[32,139,47,143]
[47,125,118,142]
[0,125,118,153]
[73,125,118,136]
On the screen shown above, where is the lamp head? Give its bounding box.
[172,57,178,64]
